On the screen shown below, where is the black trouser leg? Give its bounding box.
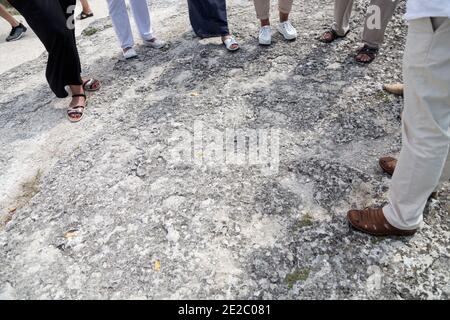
[9,0,82,98]
[187,0,230,38]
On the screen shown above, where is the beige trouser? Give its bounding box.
[253,0,293,20]
[383,17,450,230]
[332,0,399,48]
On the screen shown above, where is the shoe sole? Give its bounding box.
[278,32,297,40]
[259,39,271,46]
[143,42,166,49]
[348,220,416,237]
[277,28,297,41]
[145,45,165,49]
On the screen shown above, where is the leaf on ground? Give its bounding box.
[154,260,161,271]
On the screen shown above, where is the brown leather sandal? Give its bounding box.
[319,28,350,43]
[347,208,417,236]
[355,45,379,64]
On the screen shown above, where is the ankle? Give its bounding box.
[279,13,289,22]
[260,19,270,27]
[70,85,84,95]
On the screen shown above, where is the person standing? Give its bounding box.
[347,0,450,236]
[187,0,239,52]
[106,0,165,59]
[8,0,101,122]
[320,0,400,64]
[77,0,94,20]
[0,3,26,41]
[253,0,297,46]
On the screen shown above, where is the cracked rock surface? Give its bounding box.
[0,0,449,299]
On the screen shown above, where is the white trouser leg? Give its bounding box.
[438,150,450,188]
[129,0,153,41]
[383,17,450,230]
[107,0,134,49]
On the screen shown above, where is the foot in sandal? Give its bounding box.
[222,35,239,51]
[77,11,94,20]
[355,45,379,64]
[68,93,87,123]
[82,78,101,92]
[319,28,349,43]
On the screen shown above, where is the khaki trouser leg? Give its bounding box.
[254,0,270,20]
[383,17,450,230]
[362,0,399,48]
[279,0,293,15]
[332,0,354,36]
[254,0,294,20]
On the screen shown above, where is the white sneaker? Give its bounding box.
[259,25,272,45]
[123,47,138,60]
[277,21,297,40]
[143,38,166,49]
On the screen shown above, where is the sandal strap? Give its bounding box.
[72,93,86,99]
[68,107,84,112]
[357,45,379,55]
[68,107,85,116]
[321,28,349,42]
[328,28,340,38]
[83,78,94,87]
[83,78,100,91]
[223,37,238,49]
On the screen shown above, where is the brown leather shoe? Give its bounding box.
[347,208,417,236]
[383,83,404,96]
[379,156,397,176]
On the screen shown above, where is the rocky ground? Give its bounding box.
[0,0,449,300]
